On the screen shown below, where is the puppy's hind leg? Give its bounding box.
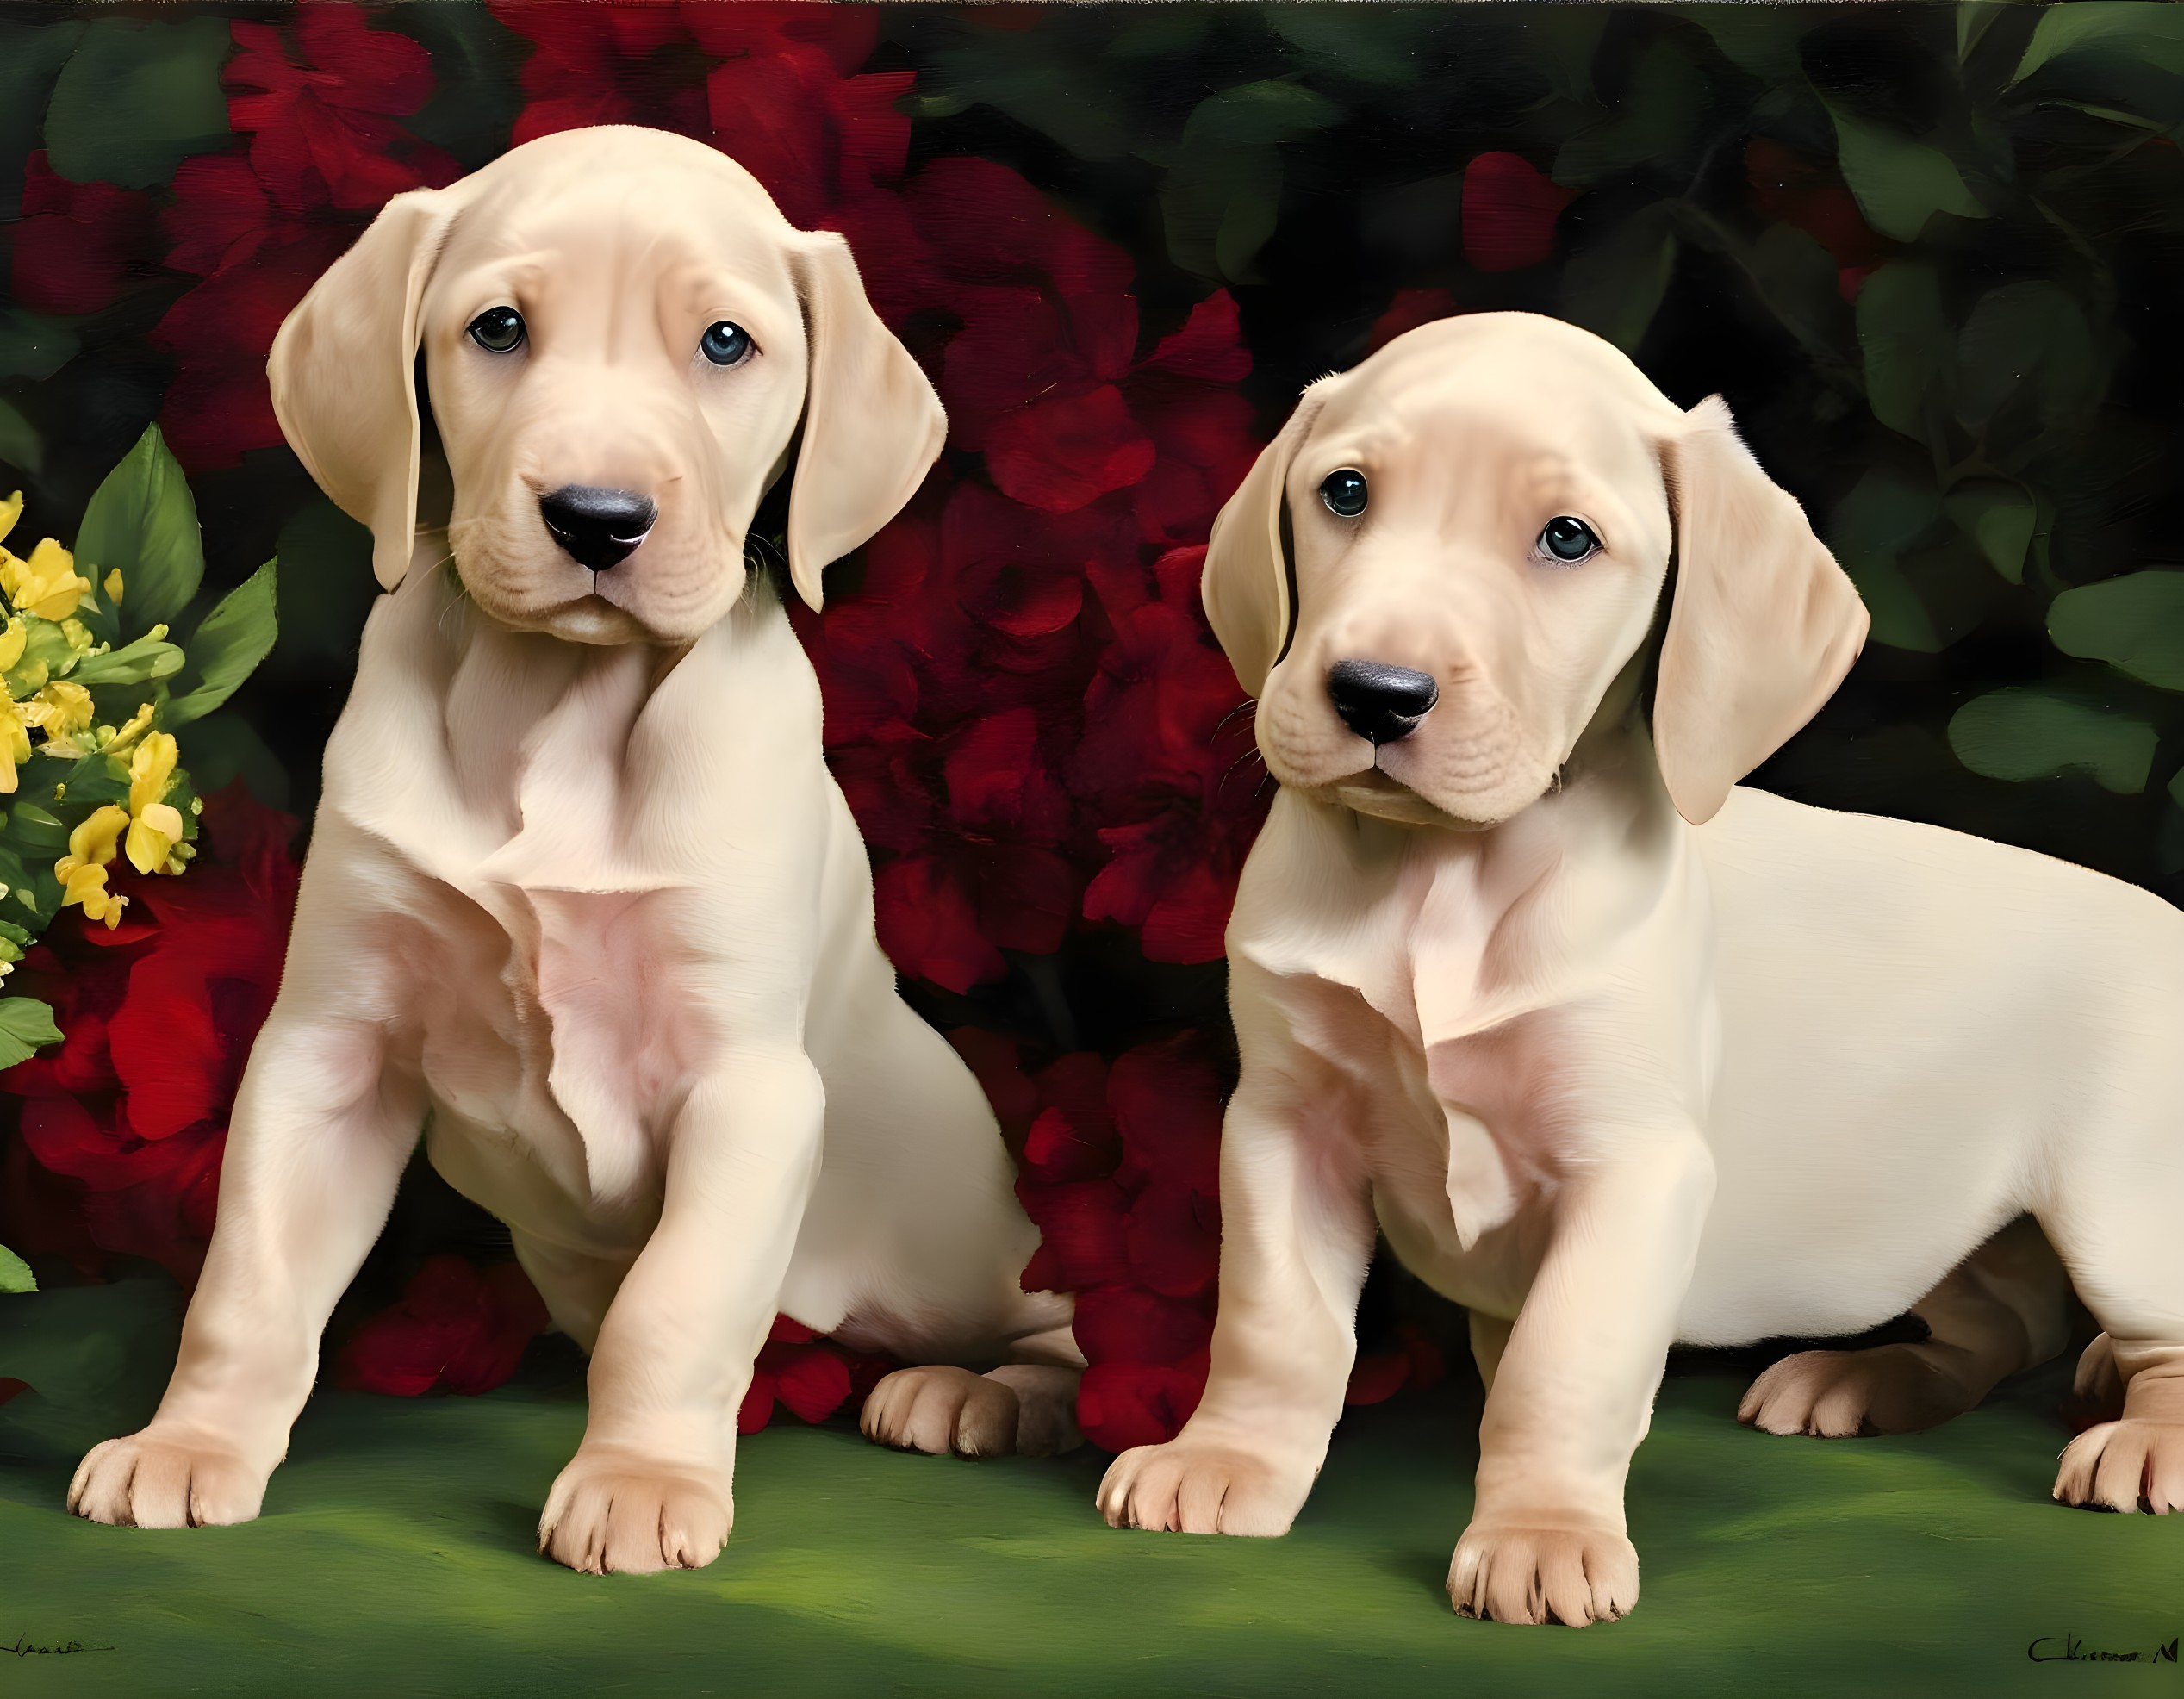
[1739,1217,2072,1438]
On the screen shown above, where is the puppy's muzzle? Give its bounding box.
[539,485,657,573]
[1328,659,1439,745]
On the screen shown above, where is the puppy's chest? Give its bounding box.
[395,848,709,1224]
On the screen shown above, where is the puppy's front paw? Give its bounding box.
[1738,1344,1976,1438]
[1096,1438,1313,1536]
[538,1447,732,1574]
[69,1428,267,1529]
[1447,1521,1638,1627]
[2054,1419,2184,1515]
[861,1365,1024,1459]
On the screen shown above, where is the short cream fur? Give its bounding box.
[1098,312,2184,1625]
[66,127,1080,1575]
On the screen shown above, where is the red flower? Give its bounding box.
[335,1254,550,1397]
[9,152,157,316]
[1745,136,1889,304]
[226,10,455,215]
[4,785,302,1283]
[737,1313,897,1435]
[1367,286,1462,355]
[1462,152,1576,272]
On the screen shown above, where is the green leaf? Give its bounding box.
[1826,104,1986,242]
[6,802,70,850]
[1826,467,1946,651]
[2014,2,2184,84]
[1953,282,2102,436]
[1857,264,1954,444]
[74,424,204,638]
[1160,80,1341,284]
[1943,480,2036,583]
[43,16,231,190]
[1561,203,1677,355]
[0,1243,34,1294]
[1690,8,1807,84]
[166,559,278,727]
[2048,570,2184,690]
[1949,687,2156,793]
[0,995,63,1069]
[169,709,290,811]
[1742,221,1851,354]
[70,632,184,688]
[0,309,79,384]
[0,396,42,476]
[1265,9,1433,85]
[1552,40,1714,186]
[271,497,378,676]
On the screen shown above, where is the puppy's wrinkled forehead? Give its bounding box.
[1304,321,1681,534]
[424,153,805,349]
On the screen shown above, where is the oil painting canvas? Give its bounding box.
[3,3,2184,1694]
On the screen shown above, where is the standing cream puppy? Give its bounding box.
[1099,312,2184,1624]
[67,127,1077,1575]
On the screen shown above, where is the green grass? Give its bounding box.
[4,1280,2182,1698]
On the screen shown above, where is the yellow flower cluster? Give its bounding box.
[0,492,189,934]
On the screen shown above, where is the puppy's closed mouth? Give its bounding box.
[1322,767,1474,829]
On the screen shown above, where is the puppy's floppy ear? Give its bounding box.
[268,189,457,593]
[1201,385,1326,698]
[1653,395,1869,825]
[784,230,946,613]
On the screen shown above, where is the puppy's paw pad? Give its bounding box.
[861,1366,1020,1459]
[537,1451,732,1574]
[68,1429,266,1529]
[1737,1345,1970,1439]
[1096,1439,1311,1537]
[2055,1420,2184,1515]
[1447,1522,1638,1627]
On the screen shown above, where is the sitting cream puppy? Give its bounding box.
[68,126,1077,1574]
[1098,312,2184,1624]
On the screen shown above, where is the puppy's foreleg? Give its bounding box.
[1448,1130,1714,1627]
[1097,1068,1374,1538]
[536,1051,824,1576]
[70,1012,420,1529]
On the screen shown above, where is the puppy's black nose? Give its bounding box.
[538,485,656,573]
[1328,659,1439,745]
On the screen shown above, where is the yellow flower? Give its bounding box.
[101,701,157,756]
[104,569,123,605]
[56,804,128,883]
[24,679,92,737]
[0,491,19,546]
[0,537,92,620]
[0,699,28,796]
[0,617,23,675]
[59,862,128,930]
[127,800,185,876]
[129,731,177,815]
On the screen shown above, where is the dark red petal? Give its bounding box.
[1461,152,1574,273]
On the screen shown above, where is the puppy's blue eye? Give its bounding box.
[467,307,525,354]
[1320,470,1368,518]
[1540,516,1599,561]
[700,321,753,366]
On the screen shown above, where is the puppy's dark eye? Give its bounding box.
[467,307,526,354]
[700,321,753,367]
[1320,469,1368,518]
[1540,515,1600,562]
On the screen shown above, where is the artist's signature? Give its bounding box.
[7,1634,109,1659]
[2029,1633,2181,1665]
